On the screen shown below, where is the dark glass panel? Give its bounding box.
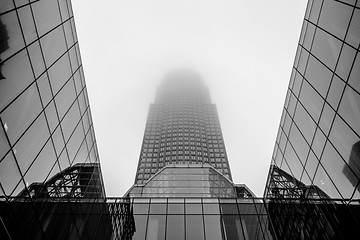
[0,11,24,61]
[348,53,360,94]
[321,141,356,198]
[299,80,324,122]
[40,26,67,66]
[186,215,204,240]
[304,150,320,181]
[13,114,49,172]
[147,215,165,240]
[237,203,257,214]
[66,121,84,163]
[44,100,59,133]
[204,215,223,240]
[283,142,303,180]
[282,112,292,137]
[220,203,238,215]
[0,124,10,160]
[319,103,335,136]
[308,0,323,24]
[32,0,61,37]
[312,128,326,158]
[339,86,360,136]
[49,53,73,95]
[313,163,342,198]
[330,115,360,167]
[346,8,360,48]
[289,123,309,165]
[327,75,345,110]
[294,103,316,144]
[167,203,184,214]
[241,215,264,240]
[60,101,80,142]
[23,139,57,185]
[37,73,53,106]
[0,49,33,111]
[221,215,245,240]
[18,6,37,45]
[304,55,333,98]
[166,215,185,240]
[1,83,42,144]
[336,44,356,81]
[311,28,342,70]
[58,148,70,171]
[28,40,46,78]
[0,152,21,196]
[133,215,147,240]
[303,22,315,51]
[149,203,166,214]
[318,0,352,40]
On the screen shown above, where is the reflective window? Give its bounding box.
[303,22,316,51]
[318,0,352,40]
[308,0,322,24]
[204,215,223,240]
[147,215,165,240]
[338,87,360,136]
[222,215,245,240]
[18,6,37,45]
[327,75,345,110]
[345,8,360,48]
[166,215,185,240]
[1,83,42,144]
[133,215,148,240]
[336,44,356,81]
[311,28,342,70]
[40,26,67,66]
[299,80,323,122]
[186,215,204,240]
[304,55,332,98]
[32,0,62,37]
[348,53,360,95]
[0,152,21,196]
[49,53,72,95]
[294,103,316,144]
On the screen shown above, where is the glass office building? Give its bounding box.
[135,70,232,184]
[0,0,102,198]
[265,0,360,239]
[0,0,111,239]
[127,70,274,240]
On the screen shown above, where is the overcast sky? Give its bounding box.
[72,1,308,197]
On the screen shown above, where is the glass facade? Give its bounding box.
[128,165,237,198]
[131,197,272,240]
[136,69,232,184]
[0,0,102,198]
[265,0,360,239]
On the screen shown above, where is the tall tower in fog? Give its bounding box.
[134,69,232,185]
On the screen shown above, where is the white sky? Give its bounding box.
[72,1,308,197]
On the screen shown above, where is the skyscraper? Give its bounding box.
[265,0,360,239]
[125,70,273,239]
[135,69,232,185]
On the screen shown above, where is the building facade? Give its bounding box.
[265,0,360,239]
[0,0,109,239]
[135,70,232,184]
[128,70,274,240]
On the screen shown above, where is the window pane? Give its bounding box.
[147,215,165,240]
[346,8,360,48]
[1,83,42,144]
[32,0,61,37]
[222,215,245,240]
[166,215,184,240]
[133,215,148,240]
[186,215,204,240]
[149,203,166,214]
[167,203,184,214]
[0,152,22,196]
[204,215,223,240]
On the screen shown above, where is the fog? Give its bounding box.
[72,1,308,197]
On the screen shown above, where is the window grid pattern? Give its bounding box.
[267,0,360,201]
[135,72,232,184]
[0,0,101,198]
[131,197,272,240]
